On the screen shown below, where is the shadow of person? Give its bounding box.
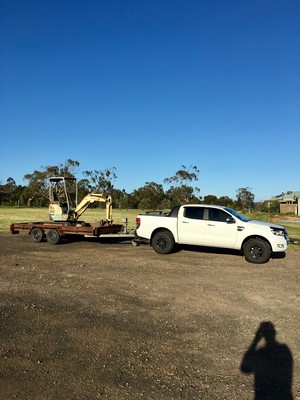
[241,322,293,400]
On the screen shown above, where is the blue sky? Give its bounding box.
[1,0,299,201]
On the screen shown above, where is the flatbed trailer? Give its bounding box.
[10,221,125,245]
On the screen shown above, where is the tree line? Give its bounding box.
[0,159,278,212]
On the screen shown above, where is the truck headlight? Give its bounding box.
[271,227,286,237]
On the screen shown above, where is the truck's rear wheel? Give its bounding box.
[30,227,45,243]
[152,231,175,254]
[243,238,271,264]
[46,229,60,245]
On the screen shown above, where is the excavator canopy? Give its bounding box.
[48,177,112,222]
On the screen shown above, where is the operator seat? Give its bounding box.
[61,203,68,213]
[52,191,59,203]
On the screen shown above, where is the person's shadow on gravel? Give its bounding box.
[240,321,293,400]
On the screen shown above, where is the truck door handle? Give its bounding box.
[207,224,215,227]
[182,221,189,224]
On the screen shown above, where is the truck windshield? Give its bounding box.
[224,207,250,222]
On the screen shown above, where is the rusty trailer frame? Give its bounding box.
[10,221,125,245]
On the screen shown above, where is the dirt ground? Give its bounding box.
[0,232,299,400]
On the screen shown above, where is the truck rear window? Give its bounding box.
[184,207,204,220]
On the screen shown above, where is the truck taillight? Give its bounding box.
[136,217,141,229]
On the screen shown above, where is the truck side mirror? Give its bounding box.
[226,217,235,224]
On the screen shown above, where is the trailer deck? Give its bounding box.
[10,221,126,244]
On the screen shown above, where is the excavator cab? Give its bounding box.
[49,177,78,221]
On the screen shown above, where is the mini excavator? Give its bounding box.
[48,177,112,223]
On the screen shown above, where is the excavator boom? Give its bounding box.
[74,193,112,221]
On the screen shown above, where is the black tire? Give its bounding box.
[30,227,45,243]
[152,230,175,254]
[243,238,271,264]
[46,229,61,245]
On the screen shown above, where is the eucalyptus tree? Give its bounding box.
[83,167,117,194]
[164,165,200,205]
[23,159,80,206]
[131,182,165,210]
[236,187,255,212]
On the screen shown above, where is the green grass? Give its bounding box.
[0,207,139,233]
[1,207,299,250]
[278,222,300,240]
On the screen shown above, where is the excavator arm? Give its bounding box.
[73,194,112,221]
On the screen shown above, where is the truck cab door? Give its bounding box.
[178,206,206,245]
[204,208,238,248]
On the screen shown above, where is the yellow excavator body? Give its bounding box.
[48,177,113,223]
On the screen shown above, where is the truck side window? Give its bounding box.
[208,209,229,222]
[184,207,204,220]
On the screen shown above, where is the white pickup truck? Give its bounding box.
[135,204,289,263]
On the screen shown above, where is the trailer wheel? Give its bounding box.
[30,227,45,243]
[47,229,61,245]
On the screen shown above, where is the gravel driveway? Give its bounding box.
[0,233,299,399]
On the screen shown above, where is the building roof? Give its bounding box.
[269,191,300,202]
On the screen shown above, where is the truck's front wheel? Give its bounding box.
[243,238,271,264]
[152,231,175,254]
